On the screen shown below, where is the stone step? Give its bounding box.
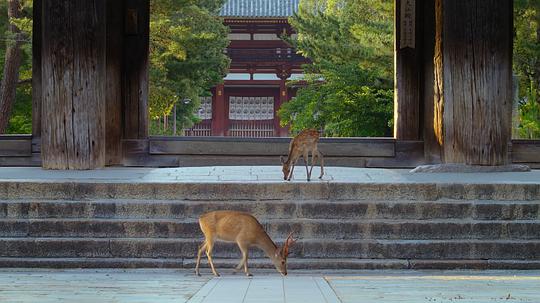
[1,238,539,260]
[2,181,539,201]
[1,219,539,240]
[0,257,539,270]
[2,199,539,221]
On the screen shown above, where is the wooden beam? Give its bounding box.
[123,0,149,140]
[148,137,395,157]
[41,0,107,169]
[434,0,513,165]
[0,136,31,157]
[394,0,421,140]
[511,140,540,163]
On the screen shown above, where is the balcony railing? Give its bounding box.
[225,48,307,63]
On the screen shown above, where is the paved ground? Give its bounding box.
[1,269,539,303]
[0,166,539,184]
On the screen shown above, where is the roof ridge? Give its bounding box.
[220,0,299,18]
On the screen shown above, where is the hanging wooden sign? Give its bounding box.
[400,0,415,49]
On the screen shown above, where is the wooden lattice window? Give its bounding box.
[196,96,213,120]
[228,96,274,120]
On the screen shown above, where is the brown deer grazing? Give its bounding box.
[195,210,296,277]
[280,129,324,181]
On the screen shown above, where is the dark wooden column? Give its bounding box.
[41,0,107,169]
[276,78,289,137]
[394,0,421,140]
[31,0,42,153]
[433,0,513,165]
[106,0,124,165]
[212,84,226,136]
[420,0,441,163]
[123,0,149,140]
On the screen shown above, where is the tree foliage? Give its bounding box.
[0,0,32,134]
[149,0,229,133]
[280,0,393,137]
[514,0,540,139]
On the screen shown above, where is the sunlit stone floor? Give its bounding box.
[1,269,539,303]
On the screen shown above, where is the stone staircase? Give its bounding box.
[0,181,539,270]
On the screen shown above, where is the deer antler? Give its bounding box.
[282,231,297,257]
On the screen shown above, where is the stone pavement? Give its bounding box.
[1,269,539,303]
[0,166,539,184]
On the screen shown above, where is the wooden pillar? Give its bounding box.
[31,0,42,153]
[276,79,289,137]
[211,84,226,136]
[105,0,124,165]
[394,0,421,140]
[420,0,441,163]
[433,0,513,165]
[123,0,149,140]
[41,0,107,169]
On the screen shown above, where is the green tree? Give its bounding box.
[514,0,540,139]
[0,0,32,134]
[280,0,394,137]
[149,0,230,134]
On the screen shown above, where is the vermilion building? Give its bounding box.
[185,0,308,137]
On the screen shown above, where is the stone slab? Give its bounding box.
[0,269,539,303]
[327,272,540,303]
[0,166,539,184]
[187,275,340,303]
[411,163,531,173]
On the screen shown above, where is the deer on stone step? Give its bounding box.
[195,210,296,277]
[280,129,324,181]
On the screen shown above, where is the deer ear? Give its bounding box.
[282,231,297,257]
[280,155,285,164]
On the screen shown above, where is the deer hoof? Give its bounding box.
[246,273,253,277]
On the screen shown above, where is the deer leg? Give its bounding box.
[303,151,311,181]
[318,151,325,179]
[237,243,252,277]
[309,150,316,177]
[233,259,244,274]
[195,241,207,276]
[232,245,246,274]
[205,240,220,277]
[288,162,296,181]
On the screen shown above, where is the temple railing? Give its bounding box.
[225,48,307,63]
[228,120,275,138]
[183,120,212,137]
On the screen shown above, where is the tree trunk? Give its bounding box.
[173,103,177,135]
[0,0,23,133]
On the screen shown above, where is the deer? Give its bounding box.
[195,210,296,277]
[280,129,324,181]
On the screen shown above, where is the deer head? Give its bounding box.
[280,156,291,180]
[272,231,296,276]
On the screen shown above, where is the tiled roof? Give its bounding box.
[220,0,300,18]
